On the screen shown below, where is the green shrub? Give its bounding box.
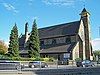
[41,57,55,62]
[6,57,55,61]
[42,58,49,61]
[75,58,82,62]
[20,58,31,61]
[10,57,21,61]
[35,57,41,61]
[0,54,10,59]
[30,57,36,61]
[49,58,55,62]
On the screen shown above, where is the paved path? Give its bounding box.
[0,65,100,75]
[0,68,99,75]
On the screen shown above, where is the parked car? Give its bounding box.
[0,58,24,70]
[76,60,95,67]
[28,61,48,68]
[97,61,100,64]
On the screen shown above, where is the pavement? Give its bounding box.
[0,64,100,75]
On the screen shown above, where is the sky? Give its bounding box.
[0,0,100,50]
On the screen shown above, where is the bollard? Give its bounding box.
[18,61,22,74]
[40,61,41,69]
[55,59,58,69]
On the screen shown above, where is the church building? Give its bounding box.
[19,8,93,61]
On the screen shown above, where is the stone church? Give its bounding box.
[19,8,93,60]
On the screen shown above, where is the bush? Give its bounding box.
[35,57,41,61]
[42,58,49,61]
[19,58,30,61]
[0,54,5,58]
[5,57,55,61]
[75,58,82,62]
[41,57,55,62]
[49,58,55,62]
[0,54,10,59]
[10,57,21,61]
[30,57,36,61]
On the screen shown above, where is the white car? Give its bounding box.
[0,58,24,70]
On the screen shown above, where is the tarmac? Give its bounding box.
[0,71,34,75]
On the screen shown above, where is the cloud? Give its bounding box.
[2,2,19,13]
[42,0,75,6]
[42,0,86,6]
[92,38,100,50]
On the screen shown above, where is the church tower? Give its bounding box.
[80,8,92,60]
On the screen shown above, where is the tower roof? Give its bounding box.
[80,8,90,15]
[82,8,87,13]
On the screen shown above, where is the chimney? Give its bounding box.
[25,22,28,43]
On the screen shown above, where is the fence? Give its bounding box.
[0,60,99,75]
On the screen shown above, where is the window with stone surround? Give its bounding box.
[70,35,76,42]
[52,39,56,44]
[66,37,71,43]
[40,40,44,45]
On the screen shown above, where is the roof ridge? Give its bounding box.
[38,20,80,30]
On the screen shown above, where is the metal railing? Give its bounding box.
[0,61,99,75]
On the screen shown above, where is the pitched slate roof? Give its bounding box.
[19,43,77,54]
[19,21,80,53]
[19,34,28,50]
[38,21,80,39]
[19,50,29,54]
[40,43,76,53]
[19,35,25,48]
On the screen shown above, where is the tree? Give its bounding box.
[93,50,100,61]
[8,23,19,57]
[0,40,8,54]
[93,50,100,56]
[28,19,40,58]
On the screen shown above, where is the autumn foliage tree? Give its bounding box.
[0,40,8,54]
